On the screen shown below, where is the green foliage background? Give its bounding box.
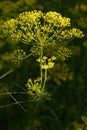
[0,0,87,130]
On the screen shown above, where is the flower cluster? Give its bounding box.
[10,49,26,67]
[73,121,83,130]
[3,19,18,40]
[82,116,87,125]
[36,56,56,69]
[58,28,84,41]
[57,46,72,61]
[25,78,42,96]
[73,116,87,130]
[44,11,71,28]
[49,63,73,85]
[25,77,50,100]
[2,10,84,46]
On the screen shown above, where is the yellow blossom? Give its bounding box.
[10,49,26,67]
[2,10,84,46]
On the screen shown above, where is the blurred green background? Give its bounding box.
[0,0,87,130]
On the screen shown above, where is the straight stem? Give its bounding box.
[40,45,43,87]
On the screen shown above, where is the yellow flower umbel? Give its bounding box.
[2,10,84,46]
[25,77,51,100]
[10,49,26,67]
[37,56,56,69]
[25,78,42,96]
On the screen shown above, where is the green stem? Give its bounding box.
[0,69,14,80]
[0,99,39,109]
[40,45,43,87]
[3,87,27,112]
[43,69,47,91]
[23,48,39,60]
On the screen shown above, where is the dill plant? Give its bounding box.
[1,10,84,105]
